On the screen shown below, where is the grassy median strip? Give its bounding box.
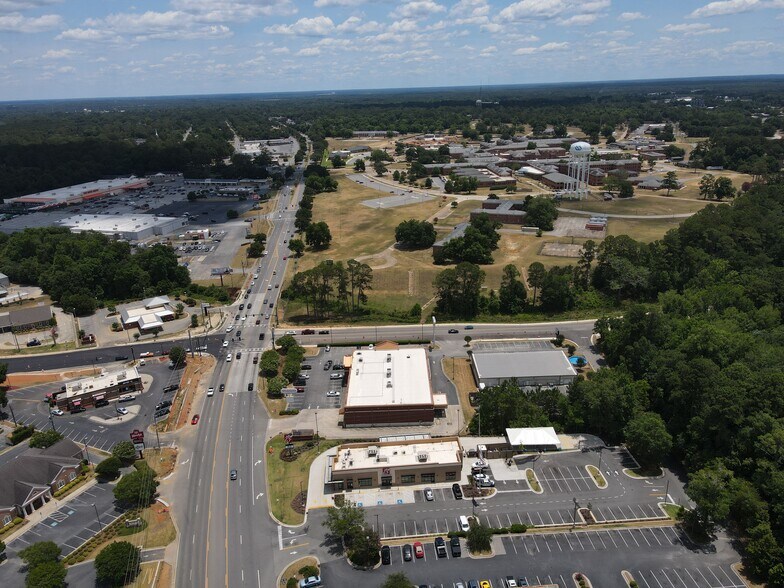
[586,465,608,488]
[266,435,341,525]
[526,469,542,492]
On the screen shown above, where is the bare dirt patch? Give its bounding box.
[541,243,583,258]
[157,355,215,432]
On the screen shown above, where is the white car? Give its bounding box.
[253,274,258,279]
[326,390,340,397]
[226,326,233,333]
[51,408,64,416]
[241,316,246,321]
[116,407,129,415]
[285,330,296,335]
[222,341,229,348]
[226,355,232,362]
[207,387,214,397]
[251,281,255,286]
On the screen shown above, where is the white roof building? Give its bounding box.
[60,214,187,241]
[7,177,148,209]
[119,295,175,330]
[506,427,562,450]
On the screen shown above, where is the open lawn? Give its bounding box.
[266,435,340,525]
[607,218,683,242]
[562,194,710,215]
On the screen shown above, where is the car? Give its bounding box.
[434,536,447,558]
[506,577,518,587]
[118,394,136,403]
[251,281,256,286]
[275,284,280,288]
[413,541,424,559]
[300,364,313,370]
[448,329,459,334]
[253,274,258,279]
[226,355,232,362]
[239,304,244,310]
[248,382,254,391]
[223,341,229,348]
[452,483,463,500]
[163,384,178,393]
[302,329,315,335]
[450,536,461,557]
[285,330,296,335]
[298,373,310,380]
[329,372,343,380]
[267,285,272,290]
[518,579,528,586]
[424,487,434,501]
[115,355,129,361]
[191,414,200,425]
[459,515,471,532]
[272,270,277,275]
[253,355,259,364]
[156,401,173,411]
[219,384,225,392]
[255,319,261,325]
[326,390,340,397]
[476,478,495,488]
[207,387,215,397]
[116,407,128,415]
[325,345,331,352]
[241,316,246,321]
[226,326,233,333]
[269,303,274,308]
[139,351,155,358]
[230,469,238,480]
[318,330,329,335]
[464,325,474,330]
[50,408,64,416]
[480,582,491,588]
[402,543,413,561]
[70,406,86,414]
[381,545,391,565]
[471,460,488,472]
[298,577,321,588]
[236,351,242,359]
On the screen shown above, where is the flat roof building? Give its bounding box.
[0,304,53,333]
[119,295,175,331]
[53,367,143,411]
[432,222,468,255]
[471,200,528,225]
[60,214,187,241]
[6,177,148,210]
[342,347,441,427]
[470,349,577,389]
[327,436,463,490]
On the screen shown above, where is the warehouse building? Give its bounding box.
[52,367,143,411]
[0,304,53,333]
[326,436,463,490]
[60,214,187,241]
[470,199,527,225]
[470,349,577,389]
[341,346,446,427]
[5,177,148,210]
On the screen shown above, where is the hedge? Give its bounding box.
[279,409,300,416]
[62,509,142,565]
[9,424,35,445]
[53,474,89,498]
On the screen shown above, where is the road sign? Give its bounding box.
[284,434,293,443]
[130,429,144,442]
[133,442,145,452]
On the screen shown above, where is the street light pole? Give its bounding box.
[597,446,604,471]
[432,315,436,343]
[9,403,18,426]
[48,407,56,432]
[572,497,579,529]
[315,410,319,452]
[83,436,91,464]
[92,503,103,532]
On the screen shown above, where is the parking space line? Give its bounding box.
[670,569,690,588]
[583,532,596,550]
[660,569,678,588]
[595,531,607,549]
[553,534,563,551]
[706,566,726,586]
[718,565,744,587]
[626,504,638,519]
[636,571,653,588]
[648,528,663,546]
[683,569,702,588]
[615,530,629,547]
[574,532,585,550]
[650,570,666,588]
[639,528,652,546]
[695,568,713,587]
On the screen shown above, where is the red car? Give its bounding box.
[413,541,424,559]
[191,414,200,425]
[283,256,287,260]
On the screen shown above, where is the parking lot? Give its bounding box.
[284,345,347,412]
[347,174,436,208]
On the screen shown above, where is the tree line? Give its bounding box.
[283,259,373,320]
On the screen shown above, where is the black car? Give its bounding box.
[269,303,274,308]
[219,384,225,392]
[70,406,86,414]
[95,399,109,408]
[402,544,413,561]
[450,536,461,557]
[154,408,170,419]
[230,469,238,480]
[115,355,129,361]
[448,329,459,334]
[156,401,172,411]
[380,545,391,565]
[163,384,179,393]
[452,483,463,500]
[434,537,447,558]
[318,330,329,335]
[248,382,254,391]
[236,351,242,359]
[300,364,313,370]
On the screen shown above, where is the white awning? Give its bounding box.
[506,427,561,449]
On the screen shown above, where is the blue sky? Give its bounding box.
[1,0,783,101]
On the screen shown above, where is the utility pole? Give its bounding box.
[597,445,604,470]
[48,407,56,432]
[9,403,18,426]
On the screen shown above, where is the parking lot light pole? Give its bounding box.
[92,503,103,532]
[597,446,604,470]
[48,407,56,432]
[572,497,579,529]
[82,437,91,464]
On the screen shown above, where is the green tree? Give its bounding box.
[226,209,239,220]
[95,456,122,480]
[276,334,298,353]
[25,560,66,588]
[713,176,736,201]
[331,155,345,168]
[289,239,305,257]
[94,541,141,587]
[347,526,381,567]
[686,462,735,534]
[382,572,414,588]
[661,171,679,195]
[322,502,366,540]
[424,177,433,188]
[623,412,672,471]
[190,314,198,328]
[499,264,527,314]
[353,159,365,172]
[698,174,715,200]
[0,362,7,386]
[266,376,288,397]
[618,181,634,198]
[168,346,186,367]
[527,262,546,305]
[466,521,492,553]
[373,161,387,176]
[395,219,437,249]
[525,196,559,231]
[19,542,61,570]
[305,222,332,250]
[113,463,158,507]
[260,349,280,377]
[28,429,63,449]
[111,441,137,463]
[434,262,485,318]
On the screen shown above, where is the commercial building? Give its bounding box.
[470,200,527,225]
[448,167,517,188]
[5,177,148,210]
[0,304,53,333]
[0,439,84,522]
[470,349,577,389]
[432,222,468,255]
[119,295,175,331]
[506,427,562,452]
[326,436,463,490]
[341,346,445,427]
[52,367,143,411]
[0,273,9,288]
[60,214,187,241]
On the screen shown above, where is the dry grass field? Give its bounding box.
[562,194,711,216]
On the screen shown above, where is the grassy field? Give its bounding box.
[266,435,341,525]
[562,194,710,215]
[607,218,684,242]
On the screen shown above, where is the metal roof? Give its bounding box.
[471,350,576,379]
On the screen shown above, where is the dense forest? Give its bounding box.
[0,228,191,314]
[469,175,784,585]
[2,77,782,198]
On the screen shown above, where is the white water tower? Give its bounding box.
[566,141,591,200]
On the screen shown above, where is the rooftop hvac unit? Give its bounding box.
[367,446,378,456]
[417,452,429,462]
[118,371,126,379]
[349,460,353,466]
[376,455,388,462]
[386,381,393,388]
[386,354,392,362]
[386,369,391,378]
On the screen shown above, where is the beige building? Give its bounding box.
[327,437,462,490]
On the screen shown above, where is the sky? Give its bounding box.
[1,0,783,101]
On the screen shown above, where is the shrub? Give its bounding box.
[286,578,297,588]
[629,581,638,588]
[298,565,319,578]
[29,429,64,449]
[279,409,300,416]
[509,523,528,533]
[10,424,35,445]
[95,456,122,480]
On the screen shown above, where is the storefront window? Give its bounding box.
[400,475,415,484]
[420,473,435,483]
[445,471,456,480]
[358,478,373,487]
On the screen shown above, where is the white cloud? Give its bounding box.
[265,15,335,36]
[314,0,366,5]
[479,45,497,56]
[296,46,321,56]
[500,0,609,21]
[618,12,647,21]
[393,0,446,19]
[451,0,490,24]
[57,65,74,73]
[661,22,729,34]
[271,46,289,54]
[558,13,599,26]
[170,0,296,22]
[688,0,759,18]
[56,27,122,42]
[0,0,60,15]
[0,12,60,32]
[513,41,570,54]
[41,48,75,58]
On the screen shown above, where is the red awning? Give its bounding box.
[72,400,81,407]
[93,395,105,401]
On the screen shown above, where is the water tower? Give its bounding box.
[566,141,591,199]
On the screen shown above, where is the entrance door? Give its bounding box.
[346,480,353,490]
[381,476,392,487]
